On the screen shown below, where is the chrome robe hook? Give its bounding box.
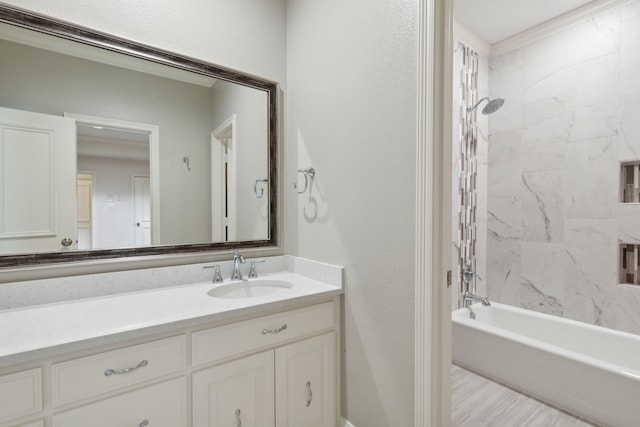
[294,168,315,194]
[254,178,268,198]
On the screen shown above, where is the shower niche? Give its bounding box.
[621,163,640,203]
[620,244,640,285]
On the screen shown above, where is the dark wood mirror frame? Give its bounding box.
[0,4,277,268]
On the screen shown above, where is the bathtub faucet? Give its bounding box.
[463,291,491,307]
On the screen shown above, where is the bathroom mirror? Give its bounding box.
[0,5,277,267]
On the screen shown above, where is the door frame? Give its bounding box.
[77,170,96,249]
[415,0,453,426]
[65,113,160,245]
[211,115,237,242]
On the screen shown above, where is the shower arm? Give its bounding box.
[466,97,490,113]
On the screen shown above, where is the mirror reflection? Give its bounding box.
[0,17,274,258]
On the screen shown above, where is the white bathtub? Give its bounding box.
[452,302,640,427]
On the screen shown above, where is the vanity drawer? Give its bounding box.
[52,335,186,406]
[192,301,336,366]
[0,368,42,423]
[53,377,186,427]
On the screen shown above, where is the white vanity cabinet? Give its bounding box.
[51,336,187,406]
[0,368,42,423]
[0,298,339,427]
[49,336,188,427]
[53,377,187,427]
[275,332,337,427]
[192,351,275,427]
[192,301,338,427]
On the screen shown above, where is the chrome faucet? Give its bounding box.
[247,260,265,278]
[463,291,491,307]
[203,264,224,283]
[230,250,246,280]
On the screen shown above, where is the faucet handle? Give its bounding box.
[204,264,224,283]
[462,264,481,283]
[248,260,265,278]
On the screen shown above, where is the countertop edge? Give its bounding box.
[0,288,343,370]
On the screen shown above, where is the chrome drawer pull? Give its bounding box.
[261,324,287,335]
[235,409,242,427]
[306,381,313,407]
[104,359,149,376]
[139,420,149,427]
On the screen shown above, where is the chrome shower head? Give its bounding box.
[466,97,505,115]
[482,98,504,114]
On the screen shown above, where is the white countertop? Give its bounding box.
[0,271,342,368]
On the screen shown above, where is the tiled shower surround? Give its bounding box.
[486,0,640,334]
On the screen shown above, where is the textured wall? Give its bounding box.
[286,1,418,425]
[486,1,640,334]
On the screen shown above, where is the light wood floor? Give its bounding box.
[451,364,600,427]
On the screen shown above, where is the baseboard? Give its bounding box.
[338,416,356,427]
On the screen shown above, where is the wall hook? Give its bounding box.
[183,156,191,171]
[254,178,268,199]
[294,168,315,195]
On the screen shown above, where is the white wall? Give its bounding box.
[78,155,150,249]
[286,1,418,425]
[211,80,269,241]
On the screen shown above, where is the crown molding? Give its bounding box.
[491,0,631,57]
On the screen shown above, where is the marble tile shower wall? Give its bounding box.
[486,1,640,334]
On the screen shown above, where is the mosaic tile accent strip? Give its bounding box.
[458,44,479,307]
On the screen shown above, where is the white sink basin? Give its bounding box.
[207,279,294,299]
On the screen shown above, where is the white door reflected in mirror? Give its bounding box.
[0,106,77,253]
[133,175,151,247]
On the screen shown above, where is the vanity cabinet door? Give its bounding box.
[192,350,275,427]
[275,332,337,427]
[52,377,186,427]
[0,368,42,423]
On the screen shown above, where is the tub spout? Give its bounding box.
[463,291,491,307]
